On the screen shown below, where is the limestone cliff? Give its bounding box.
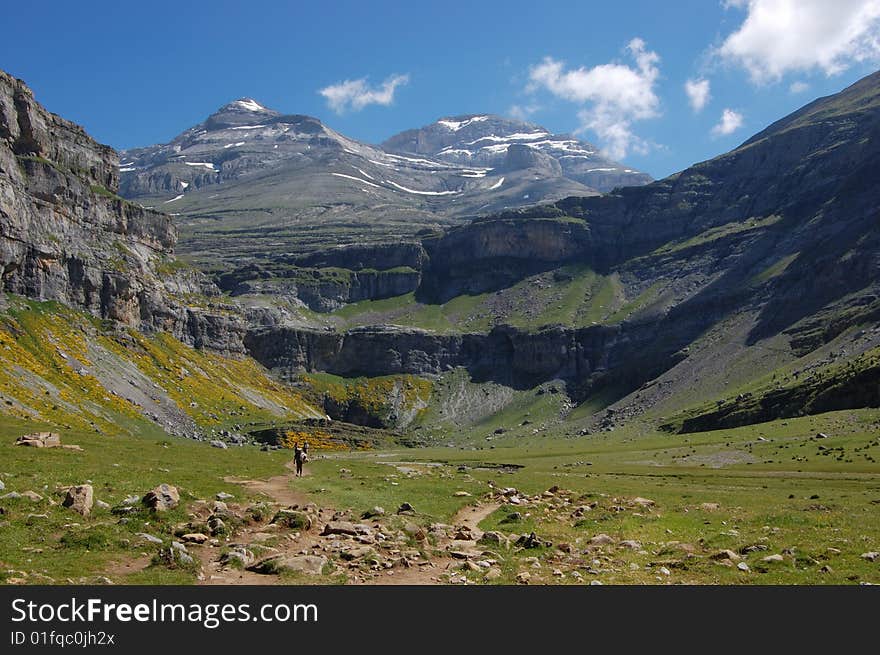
[0,70,244,352]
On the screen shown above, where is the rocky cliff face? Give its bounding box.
[0,70,245,352]
[243,319,686,398]
[244,71,880,427]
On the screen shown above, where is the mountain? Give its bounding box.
[382,113,652,192]
[245,70,880,434]
[118,102,650,275]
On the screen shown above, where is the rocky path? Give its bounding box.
[185,462,502,586]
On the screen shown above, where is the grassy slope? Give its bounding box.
[302,408,880,585]
[325,265,629,334]
[0,296,323,438]
[0,414,293,584]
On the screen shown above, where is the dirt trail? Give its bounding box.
[223,461,310,507]
[107,463,500,585]
[123,460,503,586]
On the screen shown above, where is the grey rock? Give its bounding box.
[143,484,180,511]
[62,484,94,517]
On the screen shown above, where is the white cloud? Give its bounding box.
[526,38,660,160]
[712,108,744,136]
[789,80,810,93]
[507,104,541,121]
[684,78,711,112]
[719,0,880,83]
[319,74,409,114]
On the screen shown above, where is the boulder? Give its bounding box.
[142,484,180,511]
[181,533,209,544]
[340,546,374,561]
[220,547,255,568]
[136,533,163,545]
[271,509,312,531]
[515,532,549,549]
[62,484,94,517]
[762,554,785,563]
[15,432,61,448]
[321,521,371,537]
[711,549,741,562]
[251,555,327,576]
[361,506,385,519]
[478,531,509,548]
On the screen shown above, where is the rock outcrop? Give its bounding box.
[0,70,245,352]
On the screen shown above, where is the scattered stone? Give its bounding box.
[860,552,879,562]
[1,492,21,500]
[762,554,785,563]
[143,484,179,511]
[816,433,829,439]
[251,555,327,576]
[95,500,110,510]
[700,503,721,511]
[21,491,43,502]
[216,492,234,501]
[589,534,615,546]
[659,566,671,576]
[62,484,93,517]
[181,533,209,544]
[484,568,502,581]
[590,580,603,586]
[631,497,655,507]
[516,571,531,584]
[516,532,549,549]
[271,509,312,531]
[453,491,471,497]
[619,540,642,550]
[711,549,741,562]
[478,531,509,548]
[397,502,415,515]
[820,565,833,574]
[340,546,373,561]
[207,517,226,536]
[210,441,228,449]
[15,432,61,448]
[0,479,4,491]
[136,533,163,545]
[361,506,385,519]
[220,547,255,568]
[500,512,522,524]
[737,562,750,572]
[321,521,371,537]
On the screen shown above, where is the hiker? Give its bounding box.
[293,443,308,477]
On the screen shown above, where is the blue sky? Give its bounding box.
[2,0,879,178]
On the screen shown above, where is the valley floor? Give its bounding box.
[1,408,878,586]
